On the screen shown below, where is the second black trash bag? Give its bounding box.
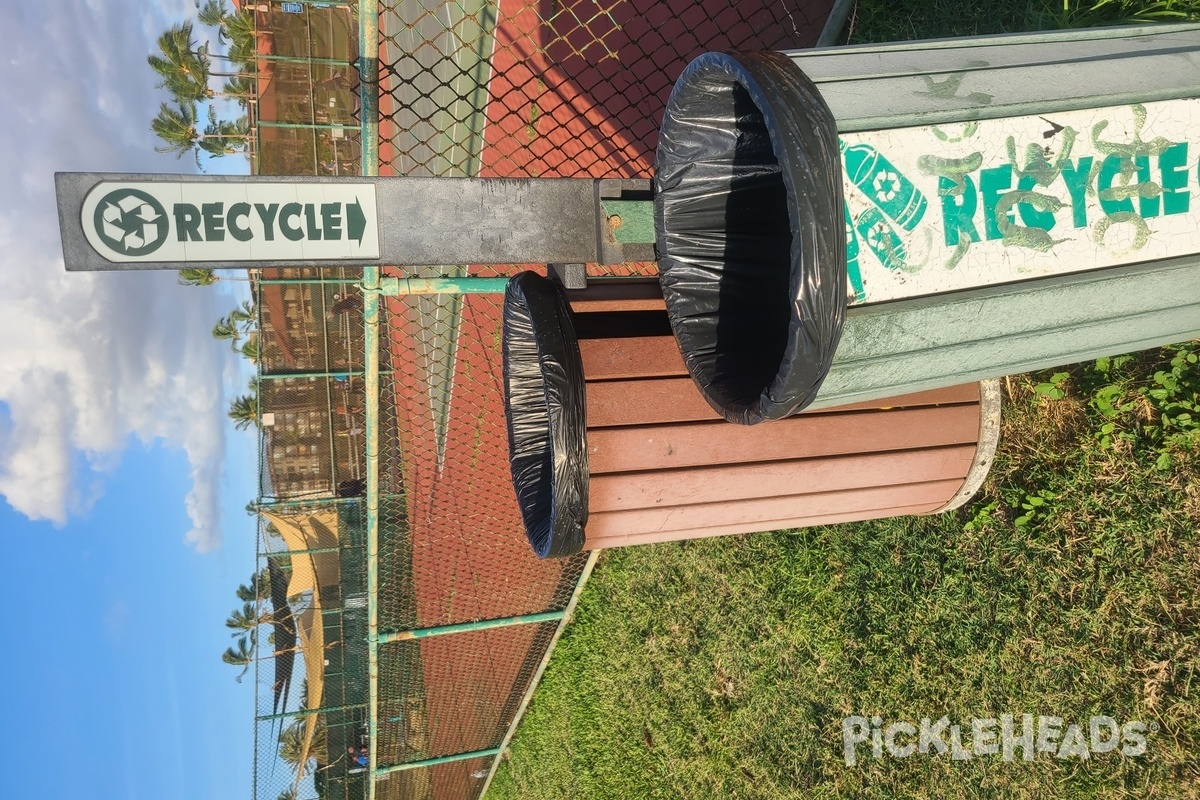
[502,271,588,558]
[655,51,846,425]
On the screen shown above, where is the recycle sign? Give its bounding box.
[93,188,169,257]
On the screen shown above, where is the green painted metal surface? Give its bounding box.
[256,120,361,131]
[358,2,382,797]
[256,278,361,286]
[375,747,503,776]
[252,496,362,511]
[257,54,350,66]
[378,610,566,643]
[256,703,367,722]
[600,199,656,244]
[809,255,1200,410]
[379,275,510,296]
[790,24,1200,133]
[258,369,363,381]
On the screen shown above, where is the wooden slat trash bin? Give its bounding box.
[503,272,1000,557]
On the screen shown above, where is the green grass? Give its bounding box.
[843,0,1200,42]
[488,359,1200,798]
[487,5,1200,798]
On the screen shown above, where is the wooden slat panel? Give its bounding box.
[578,331,982,412]
[585,377,983,427]
[588,403,982,473]
[588,444,977,512]
[578,335,687,380]
[587,377,718,426]
[584,501,942,549]
[585,479,963,538]
[569,296,667,313]
[567,280,664,314]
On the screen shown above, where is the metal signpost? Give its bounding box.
[55,173,651,273]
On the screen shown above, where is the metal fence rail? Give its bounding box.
[250,2,835,799]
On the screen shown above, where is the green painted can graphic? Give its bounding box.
[844,200,866,303]
[855,206,907,273]
[842,140,928,232]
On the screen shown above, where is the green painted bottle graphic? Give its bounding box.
[856,206,907,273]
[841,140,928,232]
[844,200,866,303]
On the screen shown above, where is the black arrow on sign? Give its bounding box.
[347,199,366,244]
[1039,117,1065,139]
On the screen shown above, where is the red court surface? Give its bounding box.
[375,0,831,770]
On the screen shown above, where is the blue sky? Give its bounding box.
[0,0,261,796]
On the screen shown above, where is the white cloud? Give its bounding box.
[0,0,245,551]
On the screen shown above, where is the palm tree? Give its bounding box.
[220,300,260,362]
[222,636,254,682]
[225,600,267,636]
[229,392,260,430]
[223,74,256,108]
[222,570,274,681]
[150,102,201,160]
[278,719,329,773]
[277,722,313,775]
[150,19,249,97]
[239,336,261,364]
[229,299,257,327]
[198,0,233,36]
[198,0,258,65]
[148,22,212,104]
[147,11,259,165]
[178,268,252,286]
[149,101,249,162]
[178,268,217,286]
[236,568,271,603]
[213,316,242,350]
[199,108,251,157]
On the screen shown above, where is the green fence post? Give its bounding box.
[358,3,381,799]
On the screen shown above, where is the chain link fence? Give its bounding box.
[371,3,830,799]
[254,264,372,800]
[252,3,364,176]
[250,500,371,800]
[249,2,834,799]
[257,269,366,503]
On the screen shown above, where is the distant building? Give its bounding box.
[237,9,370,797]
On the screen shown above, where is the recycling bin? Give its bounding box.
[655,24,1200,423]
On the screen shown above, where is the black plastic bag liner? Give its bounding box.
[502,271,588,558]
[655,51,846,425]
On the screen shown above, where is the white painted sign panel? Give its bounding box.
[78,180,380,263]
[841,99,1200,305]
